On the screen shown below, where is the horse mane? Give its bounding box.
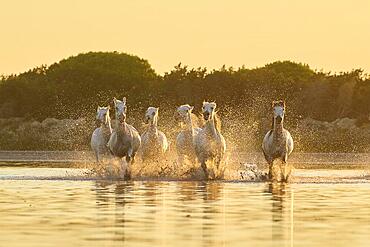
[190,113,201,128]
[214,113,222,132]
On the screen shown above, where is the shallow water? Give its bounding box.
[0,166,369,247]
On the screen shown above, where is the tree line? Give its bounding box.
[0,51,369,152]
[0,51,368,123]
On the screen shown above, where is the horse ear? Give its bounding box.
[97,106,100,112]
[190,106,194,112]
[122,97,126,103]
[113,97,117,105]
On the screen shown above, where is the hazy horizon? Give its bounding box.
[1,0,370,75]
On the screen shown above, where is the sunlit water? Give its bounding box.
[0,166,369,247]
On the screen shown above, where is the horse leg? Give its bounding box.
[95,151,99,163]
[201,160,209,180]
[130,152,136,166]
[281,154,289,182]
[215,155,221,170]
[214,155,223,179]
[177,154,185,167]
[188,152,199,167]
[107,147,114,156]
[191,154,198,165]
[279,162,285,182]
[285,164,292,182]
[263,151,274,181]
[267,159,274,181]
[124,156,132,180]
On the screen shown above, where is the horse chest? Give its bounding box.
[271,134,288,157]
[177,131,196,156]
[183,132,195,147]
[200,133,221,155]
[143,137,159,151]
[111,132,132,158]
[101,128,111,143]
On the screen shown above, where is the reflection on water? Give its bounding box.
[0,173,369,246]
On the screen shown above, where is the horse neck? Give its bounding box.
[114,119,128,135]
[147,116,159,136]
[205,116,219,137]
[185,114,195,134]
[272,118,284,141]
[103,117,112,134]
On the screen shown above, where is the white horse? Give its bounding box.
[91,106,112,163]
[140,107,169,162]
[262,100,294,182]
[108,97,141,179]
[194,101,226,179]
[174,104,201,165]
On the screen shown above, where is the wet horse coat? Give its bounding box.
[140,107,168,162]
[108,97,141,178]
[91,106,112,163]
[174,104,201,165]
[194,101,226,179]
[262,100,294,181]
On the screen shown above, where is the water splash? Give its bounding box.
[83,150,268,182]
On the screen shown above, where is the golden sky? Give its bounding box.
[1,0,369,75]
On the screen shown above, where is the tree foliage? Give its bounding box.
[0,52,369,152]
[0,52,369,123]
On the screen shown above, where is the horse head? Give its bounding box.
[202,101,217,121]
[144,107,159,125]
[113,97,127,123]
[174,104,194,124]
[96,106,110,127]
[272,100,286,124]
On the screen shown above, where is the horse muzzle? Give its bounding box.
[203,112,210,121]
[118,114,126,123]
[173,112,181,121]
[174,113,185,123]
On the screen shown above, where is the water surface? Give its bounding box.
[0,167,369,247]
